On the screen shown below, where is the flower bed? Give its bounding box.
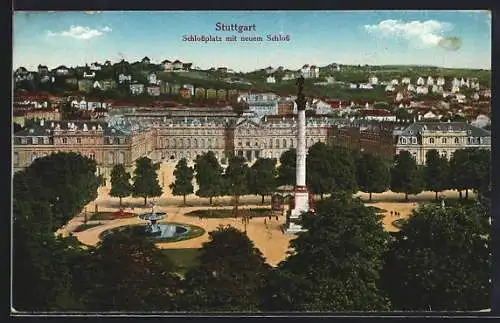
[88,211,137,221]
[185,208,274,219]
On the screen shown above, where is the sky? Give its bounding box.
[13,10,491,72]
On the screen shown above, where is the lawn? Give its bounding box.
[88,211,137,221]
[185,208,275,219]
[161,248,201,274]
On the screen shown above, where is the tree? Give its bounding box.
[248,158,278,204]
[169,158,194,205]
[306,142,334,199]
[109,164,132,206]
[181,225,271,311]
[268,195,390,311]
[390,151,423,201]
[224,156,249,216]
[194,151,224,205]
[132,157,163,205]
[329,146,358,194]
[449,149,469,199]
[381,203,490,310]
[424,150,449,200]
[356,152,391,201]
[277,149,296,186]
[449,148,490,200]
[79,233,181,311]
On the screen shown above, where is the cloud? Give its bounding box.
[46,25,112,40]
[364,19,453,47]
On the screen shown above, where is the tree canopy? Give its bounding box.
[277,149,296,186]
[248,157,278,204]
[424,150,449,200]
[169,158,194,205]
[356,152,391,201]
[132,157,163,205]
[381,202,490,310]
[194,151,224,204]
[390,151,423,201]
[109,164,132,206]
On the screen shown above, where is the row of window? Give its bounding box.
[400,136,484,145]
[161,137,219,149]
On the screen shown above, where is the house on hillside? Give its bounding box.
[266,75,276,84]
[54,65,70,76]
[359,83,374,90]
[141,56,151,65]
[146,85,160,96]
[368,75,378,85]
[172,60,183,70]
[162,60,172,71]
[78,80,93,93]
[90,62,102,71]
[148,72,159,85]
[118,73,132,84]
[395,92,404,102]
[349,83,358,89]
[470,79,480,90]
[217,67,228,73]
[130,82,145,95]
[436,76,445,86]
[83,71,95,79]
[301,64,320,78]
[426,76,434,86]
[385,85,396,92]
[182,63,192,71]
[282,72,299,81]
[431,85,444,94]
[422,111,439,120]
[472,114,491,128]
[390,79,399,85]
[416,86,428,95]
[37,64,49,75]
[417,77,425,86]
[265,66,274,74]
[407,84,416,92]
[401,77,411,85]
[472,92,480,101]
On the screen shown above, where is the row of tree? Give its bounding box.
[108,144,490,207]
[13,152,491,311]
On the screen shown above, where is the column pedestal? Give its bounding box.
[286,187,309,233]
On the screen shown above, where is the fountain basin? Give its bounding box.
[99,222,205,243]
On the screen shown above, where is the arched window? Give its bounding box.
[107,152,114,165]
[187,138,191,148]
[194,138,198,148]
[442,138,447,144]
[276,139,279,148]
[429,138,435,144]
[283,139,287,147]
[118,152,125,164]
[454,137,459,144]
[269,139,273,148]
[290,139,294,147]
[166,138,170,147]
[89,151,96,160]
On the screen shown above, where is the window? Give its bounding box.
[187,138,191,148]
[193,138,197,148]
[77,138,82,144]
[62,138,67,144]
[118,152,125,164]
[27,137,32,145]
[89,152,96,160]
[43,137,49,144]
[269,139,273,148]
[290,139,294,147]
[441,151,447,158]
[32,137,37,145]
[454,137,459,144]
[107,152,114,165]
[246,141,250,147]
[412,137,417,144]
[276,139,279,148]
[13,152,18,166]
[401,137,407,144]
[21,138,26,144]
[283,139,287,147]
[429,138,434,144]
[442,138,447,144]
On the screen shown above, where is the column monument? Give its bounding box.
[286,75,310,233]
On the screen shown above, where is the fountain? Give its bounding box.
[100,203,196,242]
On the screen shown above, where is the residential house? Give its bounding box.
[83,71,95,79]
[455,94,466,104]
[162,60,173,71]
[103,60,112,67]
[472,92,480,101]
[368,75,378,85]
[416,86,429,95]
[172,60,184,70]
[417,77,425,86]
[37,65,49,75]
[102,79,117,91]
[65,78,78,86]
[217,67,228,74]
[480,89,491,99]
[141,57,151,65]
[195,87,206,98]
[300,64,320,79]
[54,65,71,76]
[395,92,404,102]
[426,76,435,86]
[78,79,93,93]
[179,87,191,99]
[407,84,416,92]
[401,77,411,85]
[183,84,195,96]
[390,79,399,85]
[146,85,161,96]
[282,72,299,81]
[385,85,396,92]
[460,77,469,88]
[182,63,193,71]
[359,109,396,122]
[266,76,276,84]
[359,83,374,90]
[349,83,358,89]
[148,72,159,85]
[265,66,274,74]
[422,111,439,120]
[93,81,103,90]
[470,79,480,90]
[436,76,446,86]
[451,84,460,93]
[431,85,444,93]
[130,82,145,95]
[118,73,132,84]
[206,88,217,99]
[471,114,490,128]
[90,62,102,71]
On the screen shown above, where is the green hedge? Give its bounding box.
[184,208,274,219]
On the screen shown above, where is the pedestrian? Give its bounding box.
[275,215,278,221]
[264,218,267,225]
[268,215,272,220]
[390,211,393,216]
